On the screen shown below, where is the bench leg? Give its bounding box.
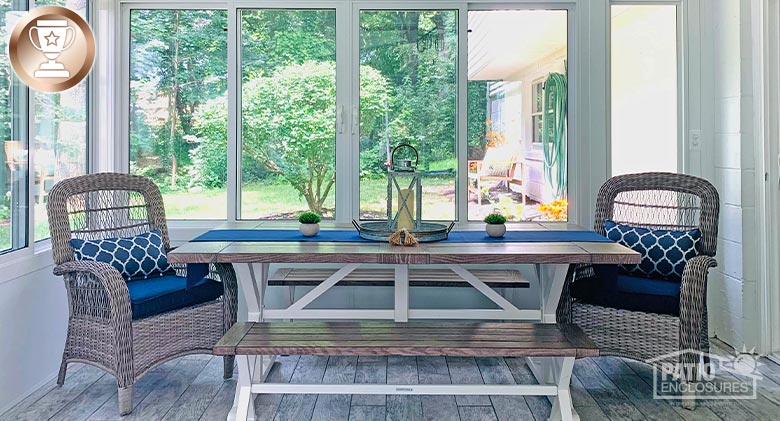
[235,385,252,421]
[550,357,580,421]
[527,356,577,421]
[229,356,256,421]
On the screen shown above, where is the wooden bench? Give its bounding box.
[268,267,530,288]
[216,321,598,421]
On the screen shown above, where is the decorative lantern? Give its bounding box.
[352,143,452,243]
[387,143,422,231]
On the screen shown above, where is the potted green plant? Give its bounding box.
[298,212,321,237]
[483,213,507,238]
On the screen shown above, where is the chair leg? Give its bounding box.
[224,356,235,379]
[118,385,133,416]
[57,359,67,386]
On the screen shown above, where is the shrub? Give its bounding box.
[298,212,321,224]
[483,213,507,224]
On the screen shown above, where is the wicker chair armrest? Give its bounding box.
[678,255,717,355]
[680,256,717,292]
[53,260,132,312]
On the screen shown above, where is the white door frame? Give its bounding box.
[757,0,780,356]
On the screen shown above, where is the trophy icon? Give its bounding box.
[28,19,75,78]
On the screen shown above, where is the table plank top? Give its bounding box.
[168,226,640,265]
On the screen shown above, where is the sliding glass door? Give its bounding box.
[466,9,568,221]
[357,9,458,221]
[239,9,338,219]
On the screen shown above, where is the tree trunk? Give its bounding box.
[168,11,181,189]
[399,12,419,85]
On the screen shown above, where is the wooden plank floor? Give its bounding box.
[3,341,780,421]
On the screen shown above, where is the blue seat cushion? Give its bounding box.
[126,274,223,320]
[571,268,681,316]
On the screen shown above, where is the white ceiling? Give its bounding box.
[468,10,568,80]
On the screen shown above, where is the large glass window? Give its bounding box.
[0,2,28,252]
[467,10,568,222]
[239,9,337,219]
[129,9,228,219]
[125,6,578,224]
[33,0,89,241]
[358,10,458,221]
[611,4,678,175]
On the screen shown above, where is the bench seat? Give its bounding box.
[214,321,598,358]
[268,267,530,288]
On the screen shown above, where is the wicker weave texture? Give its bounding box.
[559,172,719,382]
[47,173,237,415]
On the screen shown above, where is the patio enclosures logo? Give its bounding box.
[649,350,761,401]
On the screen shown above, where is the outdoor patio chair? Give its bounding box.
[557,172,719,408]
[468,144,525,206]
[47,173,238,415]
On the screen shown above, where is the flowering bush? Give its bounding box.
[539,199,568,221]
[484,120,505,147]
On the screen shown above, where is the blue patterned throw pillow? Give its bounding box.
[604,220,701,282]
[71,229,174,281]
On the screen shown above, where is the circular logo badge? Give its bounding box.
[8,6,95,93]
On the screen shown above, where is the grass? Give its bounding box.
[0,172,538,252]
[160,177,456,221]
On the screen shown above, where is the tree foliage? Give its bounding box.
[130,9,493,215]
[194,61,388,214]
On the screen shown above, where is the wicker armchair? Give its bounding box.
[47,173,238,415]
[557,172,719,402]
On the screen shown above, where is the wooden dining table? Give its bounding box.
[167,225,640,421]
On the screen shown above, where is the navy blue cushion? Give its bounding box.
[126,274,223,320]
[571,271,681,316]
[71,229,173,281]
[604,220,701,281]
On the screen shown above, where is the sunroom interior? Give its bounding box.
[1,0,780,420]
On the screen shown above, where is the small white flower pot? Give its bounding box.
[485,223,506,238]
[300,223,320,237]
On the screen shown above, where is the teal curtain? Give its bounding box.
[541,72,567,199]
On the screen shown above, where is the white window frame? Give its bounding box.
[105,0,709,238]
[116,0,580,233]
[0,0,95,274]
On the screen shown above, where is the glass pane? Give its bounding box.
[33,0,88,241]
[0,3,29,253]
[467,10,568,222]
[611,5,678,175]
[129,9,228,219]
[240,9,337,220]
[359,10,457,221]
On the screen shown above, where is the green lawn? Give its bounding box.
[161,177,456,221]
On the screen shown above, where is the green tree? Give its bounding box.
[194,61,388,214]
[129,10,227,189]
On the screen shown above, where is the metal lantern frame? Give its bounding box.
[387,169,422,231]
[352,143,454,242]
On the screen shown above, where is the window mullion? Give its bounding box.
[335,2,352,224]
[227,3,239,222]
[456,3,468,224]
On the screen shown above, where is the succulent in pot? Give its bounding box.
[298,212,321,237]
[483,213,507,238]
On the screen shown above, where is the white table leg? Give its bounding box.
[394,264,409,322]
[532,264,578,421]
[227,263,270,421]
[536,263,570,323]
